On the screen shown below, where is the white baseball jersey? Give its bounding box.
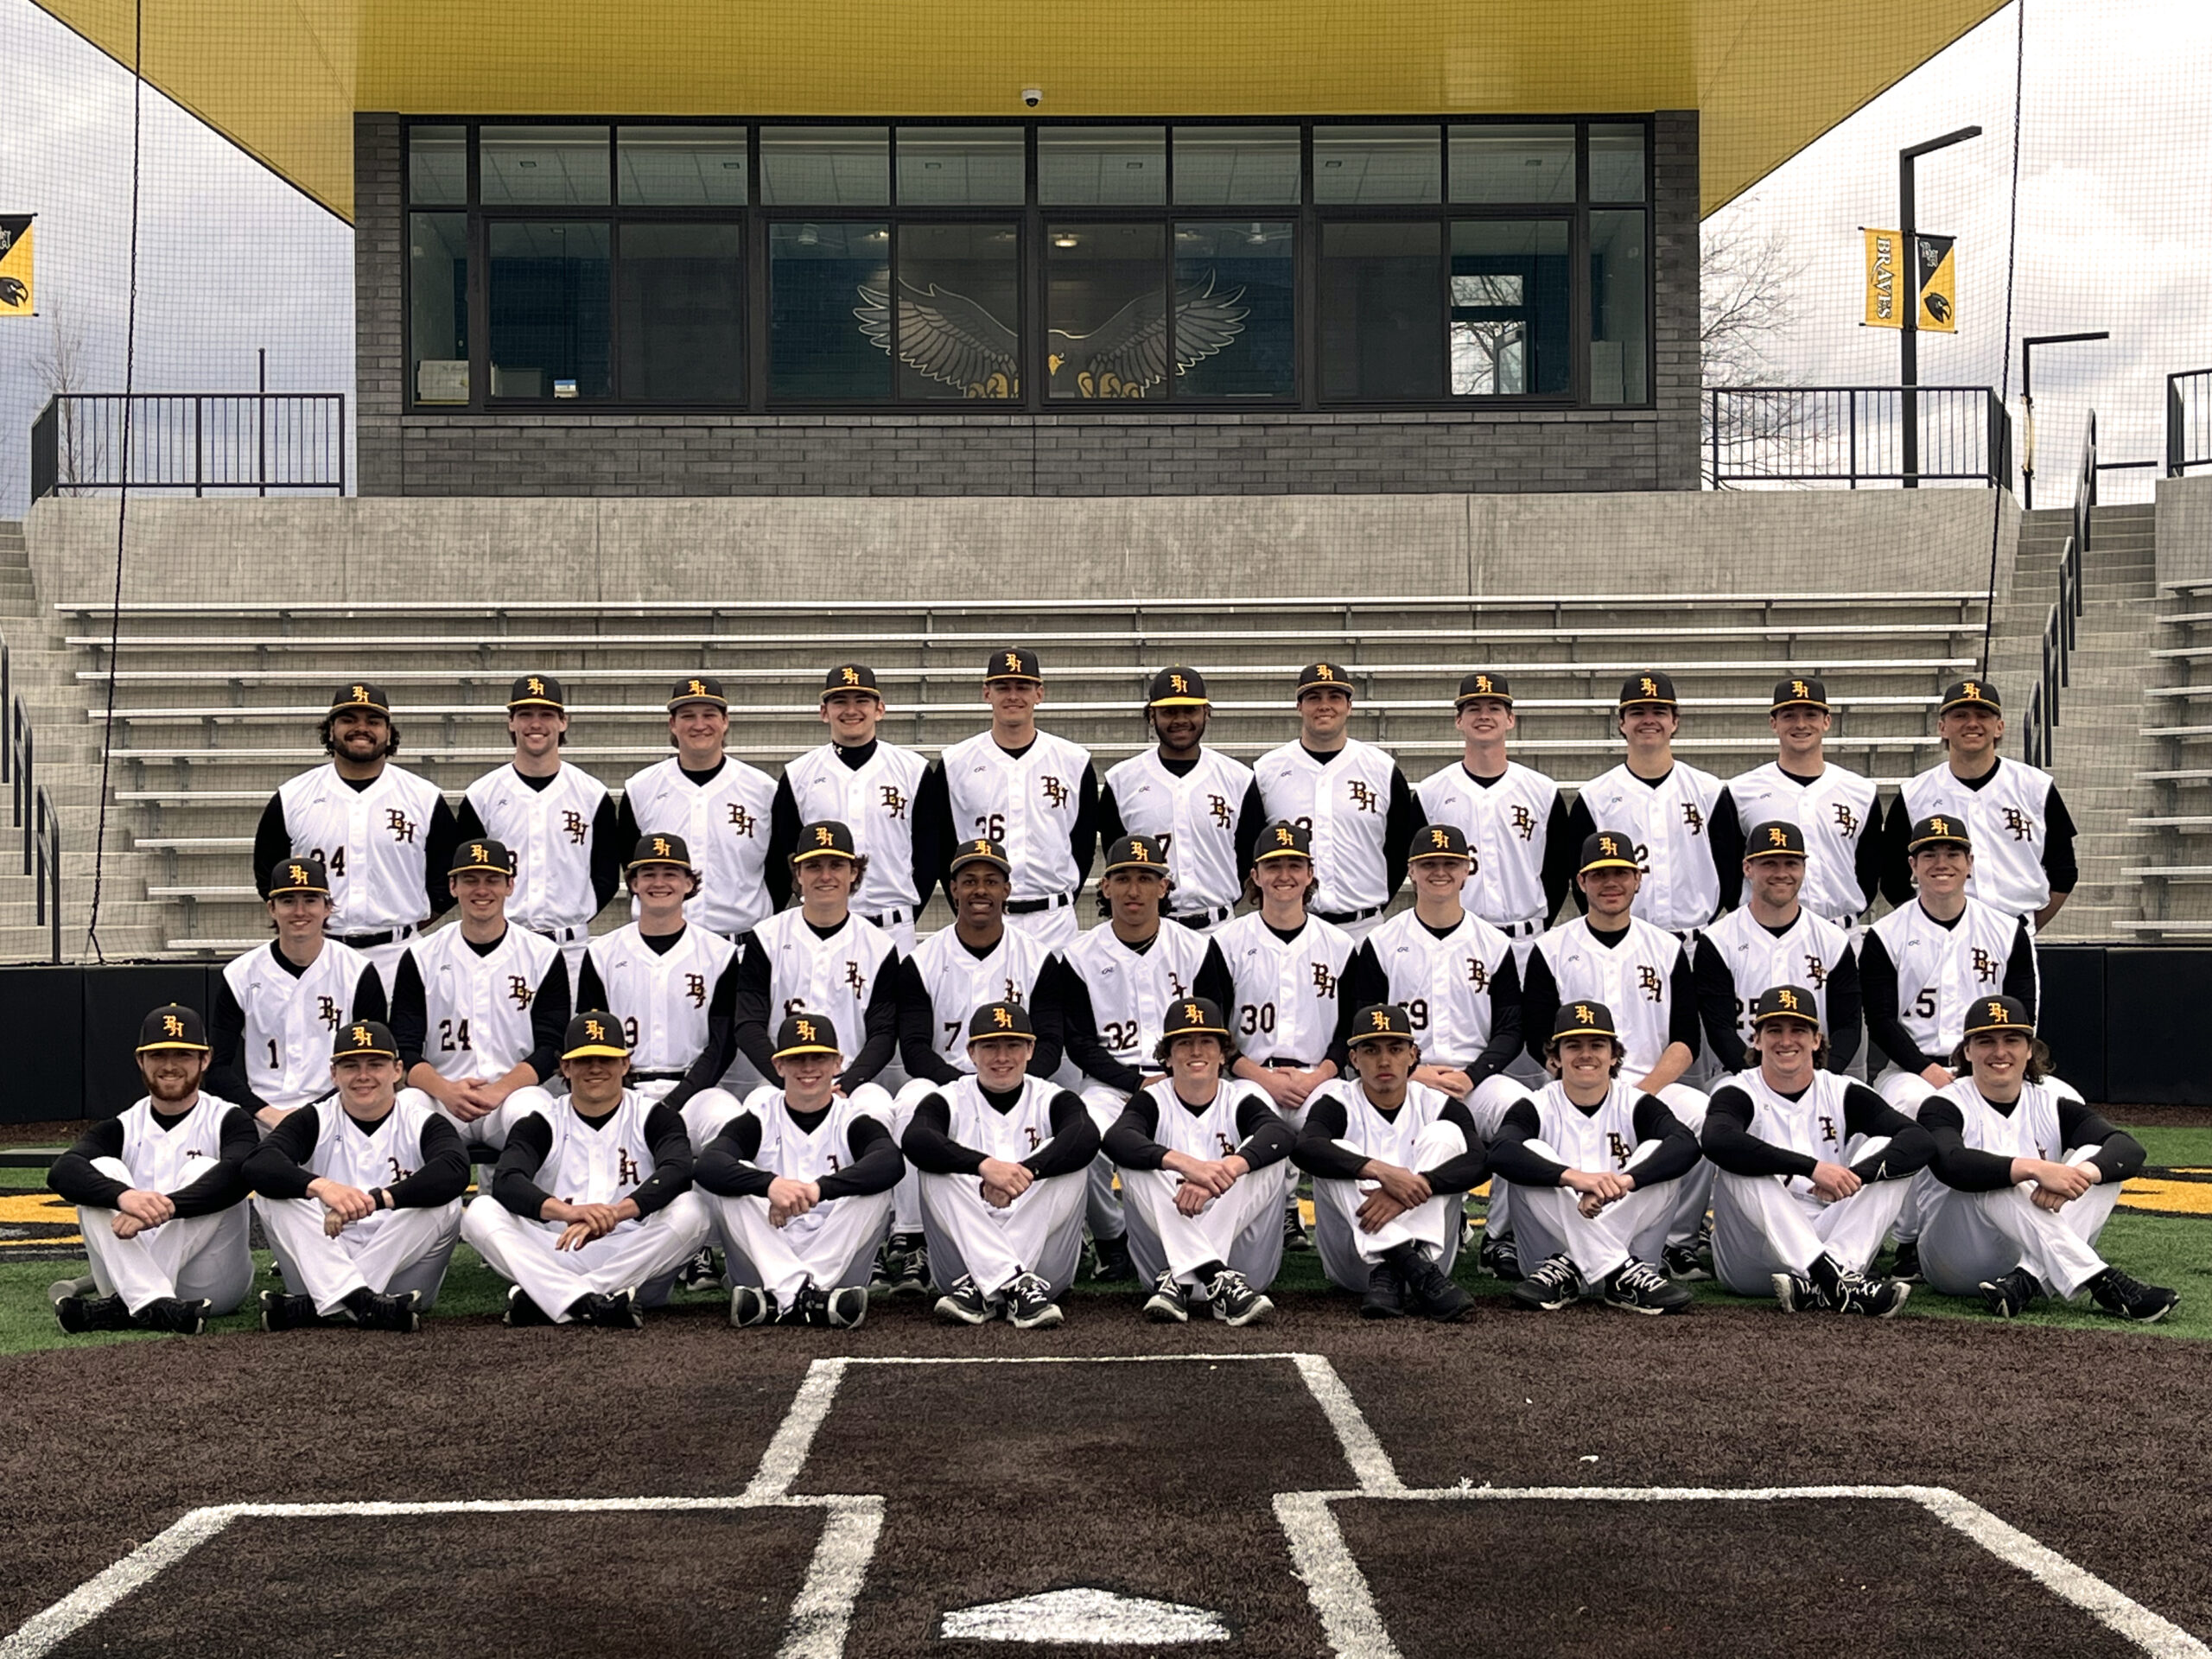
[403,923,561,1082]
[1898,759,2060,919]
[1726,762,1879,921]
[1574,762,1725,931]
[1254,739,1402,912]
[1416,760,1559,928]
[621,755,779,937]
[940,729,1093,903]
[747,909,899,1036]
[907,925,1058,1075]
[1698,905,1853,1054]
[583,923,736,1074]
[527,1090,662,1228]
[116,1091,244,1189]
[1523,1078,1657,1173]
[1211,912,1355,1065]
[221,939,378,1111]
[1532,916,1687,1075]
[1103,747,1255,917]
[290,1087,447,1192]
[1133,1075,1272,1161]
[1358,907,1516,1065]
[275,764,446,934]
[747,1088,893,1185]
[782,741,931,915]
[1929,1073,2084,1161]
[1315,1076,1459,1163]
[1063,923,1216,1075]
[938,1072,1064,1163]
[462,762,613,932]
[1725,1068,1853,1194]
[1866,897,2022,1062]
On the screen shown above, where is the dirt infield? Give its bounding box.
[4,1296,2209,1656]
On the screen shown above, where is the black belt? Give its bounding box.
[1006,893,1074,915]
[1496,918,1545,940]
[1261,1057,1322,1070]
[531,925,587,944]
[860,908,912,928]
[629,1070,687,1084]
[328,925,416,949]
[1317,906,1382,925]
[1173,903,1234,929]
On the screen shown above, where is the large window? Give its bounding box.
[404,118,1656,412]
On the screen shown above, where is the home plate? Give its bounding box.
[938,1586,1230,1643]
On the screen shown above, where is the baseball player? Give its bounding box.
[1058,833,1234,1276]
[1700,987,1928,1315]
[1692,821,1861,1076]
[1254,661,1419,943]
[696,1013,904,1329]
[770,663,944,954]
[1098,666,1265,933]
[1415,672,1574,955]
[47,1006,256,1336]
[887,836,1067,1295]
[1882,679,2079,931]
[616,676,785,940]
[253,682,460,992]
[1103,996,1292,1325]
[241,1020,469,1332]
[1293,1003,1484,1322]
[456,673,621,982]
[901,1001,1102,1330]
[930,648,1098,953]
[1485,1001,1699,1315]
[1714,677,1882,925]
[388,838,569,1147]
[208,856,387,1127]
[461,1012,713,1327]
[1563,672,1727,936]
[1917,996,2175,1322]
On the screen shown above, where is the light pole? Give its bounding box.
[2020,331,2109,509]
[1899,125,1981,488]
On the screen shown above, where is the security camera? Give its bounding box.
[1022,86,1043,108]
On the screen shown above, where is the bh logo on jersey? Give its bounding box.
[1311,963,1339,999]
[1040,776,1070,810]
[1637,966,1664,1002]
[1208,794,1232,830]
[1605,1132,1634,1169]
[1834,803,1861,837]
[618,1150,641,1185]
[563,811,588,845]
[385,810,416,844]
[685,973,708,1008]
[1346,780,1379,814]
[507,976,535,1009]
[1681,802,1705,835]
[1465,957,1490,992]
[2003,807,2036,842]
[1511,805,1536,842]
[1971,950,1999,984]
[728,802,759,837]
[844,961,868,996]
[1802,954,1827,988]
[880,785,908,821]
[316,995,340,1030]
[1819,1114,1840,1149]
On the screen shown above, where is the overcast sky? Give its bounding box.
[0,0,2206,517]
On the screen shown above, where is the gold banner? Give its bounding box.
[1863,227,1903,329]
[0,217,32,317]
[1916,233,1957,333]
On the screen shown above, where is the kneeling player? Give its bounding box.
[1293,1005,1483,1322]
[1103,997,1292,1325]
[696,1013,904,1330]
[461,1013,711,1327]
[1700,988,1927,1317]
[244,1020,469,1332]
[902,1002,1100,1330]
[1918,997,2177,1322]
[1487,1003,1700,1315]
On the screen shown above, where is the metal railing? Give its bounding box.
[2024,413,2095,769]
[0,640,62,963]
[2169,368,2212,476]
[30,392,346,500]
[1706,385,2012,488]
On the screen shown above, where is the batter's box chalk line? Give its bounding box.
[2,1353,2203,1658]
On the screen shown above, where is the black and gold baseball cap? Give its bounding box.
[1745,820,1808,861]
[1939,678,2001,715]
[773,1011,842,1060]
[1750,985,1820,1029]
[266,856,329,897]
[667,675,728,713]
[1961,994,2033,1039]
[627,832,695,871]
[1454,671,1515,708]
[562,1012,631,1060]
[948,836,1011,875]
[449,837,516,878]
[1618,671,1677,709]
[1146,665,1211,708]
[1906,814,1973,854]
[1550,1001,1618,1042]
[821,663,881,702]
[1771,676,1828,712]
[328,681,390,715]
[1410,823,1471,862]
[985,647,1043,684]
[333,1020,399,1059]
[1154,995,1234,1062]
[1103,834,1169,875]
[136,1004,210,1053]
[792,820,859,862]
[1296,661,1351,699]
[967,1001,1037,1044]
[1347,1003,1418,1046]
[1255,819,1313,862]
[1578,830,1641,874]
[506,673,566,711]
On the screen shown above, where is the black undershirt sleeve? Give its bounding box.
[207,975,272,1114]
[625,1103,695,1217]
[163,1109,258,1217]
[1070,764,1101,893]
[391,1115,471,1206]
[1853,814,1885,915]
[1485,1096,1565,1187]
[1698,1084,1815,1178]
[899,1092,982,1174]
[351,961,389,1024]
[1520,949,1562,1067]
[1627,1094,1701,1185]
[48,1119,129,1209]
[1290,1090,1365,1181]
[2043,785,2079,895]
[1667,953,1700,1052]
[1027,954,1069,1078]
[1101,1091,1167,1168]
[1095,782,1128,855]
[921,768,959,906]
[1878,794,1916,908]
[664,957,743,1114]
[1330,942,1387,1073]
[1918,1096,2014,1191]
[1708,790,1745,911]
[1194,941,1236,1016]
[911,764,949,912]
[694,1115,772,1198]
[423,797,462,918]
[1840,1084,1935,1179]
[1233,779,1267,880]
[490,1112,558,1216]
[1027,1090,1102,1178]
[252,795,292,897]
[1561,793,1596,914]
[2058,1100,2145,1184]
[1824,947,1863,1071]
[389,952,430,1073]
[1421,1098,1488,1191]
[1061,969,1144,1094]
[817,1116,905,1199]
[839,964,900,1090]
[898,956,962,1084]
[453,798,487,844]
[1857,932,1940,1074]
[1382,768,1420,902]
[1470,950,1524,1084]
[613,792,641,861]
[588,795,624,914]
[2003,919,2038,1017]
[522,955,571,1084]
[766,774,801,883]
[1692,938,1751,1074]
[1232,1096,1295,1170]
[730,931,779,1079]
[574,952,607,1018]
[242,1109,323,1198]
[1539,794,1577,925]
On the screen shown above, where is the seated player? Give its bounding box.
[1293,1004,1484,1323]
[243,1020,469,1332]
[1918,996,2177,1322]
[1486,1003,1700,1316]
[47,1006,257,1336]
[1700,987,1927,1317]
[696,1013,904,1331]
[460,1013,712,1328]
[1102,997,1292,1326]
[903,1001,1101,1331]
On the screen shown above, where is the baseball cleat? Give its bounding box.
[1005,1271,1064,1331]
[1394,1248,1472,1322]
[259,1290,320,1332]
[868,1243,893,1296]
[1831,1271,1911,1319]
[587,1287,646,1330]
[884,1234,932,1297]
[730,1285,772,1328]
[1205,1268,1274,1327]
[54,1293,131,1335]
[48,1274,98,1306]
[504,1285,556,1327]
[777,1287,824,1326]
[676,1247,721,1292]
[1478,1229,1522,1282]
[1770,1271,1824,1314]
[1359,1264,1406,1320]
[1089,1231,1135,1283]
[1888,1240,1923,1283]
[1661,1242,1712,1282]
[2088,1268,2178,1324]
[934,1273,996,1326]
[1977,1266,2038,1319]
[1602,1261,1693,1315]
[1143,1269,1191,1325]
[1281,1203,1313,1253]
[824,1286,869,1329]
[131,1296,211,1336]
[1512,1253,1586,1313]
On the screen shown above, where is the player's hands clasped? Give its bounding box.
[1808,1160,1862,1203]
[976,1156,1033,1209]
[768,1176,823,1227]
[2025,1159,2097,1210]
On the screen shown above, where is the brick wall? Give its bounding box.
[354,112,1701,497]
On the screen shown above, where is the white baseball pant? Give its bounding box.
[1078,1083,1133,1243]
[1116,1165,1285,1292]
[918,1166,1087,1300]
[75,1155,253,1317]
[257,1194,464,1315]
[1708,1136,1907,1295]
[1917,1147,2123,1302]
[1005,904,1078,955]
[460,1190,712,1320]
[1647,1084,1711,1249]
[1505,1134,1678,1287]
[1465,1073,1526,1239]
[706,1188,895,1307]
[1310,1121,1469,1293]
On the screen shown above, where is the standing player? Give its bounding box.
[1416,673,1574,955]
[1715,678,1881,924]
[243,1020,469,1332]
[1883,680,2078,932]
[696,1013,904,1329]
[931,648,1097,952]
[457,674,621,982]
[47,1007,257,1336]
[1693,821,1861,1076]
[254,682,459,993]
[771,663,943,955]
[209,856,387,1128]
[461,1014,713,1327]
[1563,672,1726,936]
[1099,666,1264,932]
[617,676,784,941]
[902,1001,1101,1330]
[1254,662,1419,943]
